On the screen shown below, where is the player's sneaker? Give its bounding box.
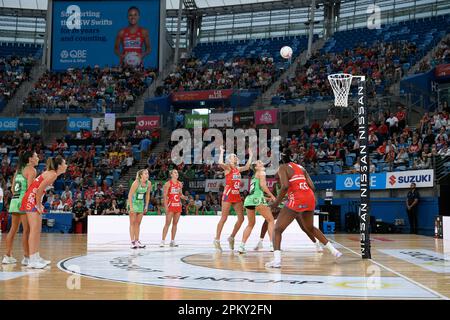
[254,240,263,251]
[237,244,246,254]
[315,241,324,253]
[136,241,146,249]
[21,257,30,266]
[159,241,165,247]
[28,255,47,269]
[131,241,138,249]
[2,255,17,264]
[227,237,235,250]
[170,241,178,247]
[265,260,281,268]
[213,240,222,251]
[39,257,50,266]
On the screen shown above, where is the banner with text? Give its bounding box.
[68,117,92,131]
[209,112,233,128]
[172,89,234,102]
[185,114,209,129]
[18,118,41,132]
[255,109,278,125]
[311,175,336,190]
[51,0,160,70]
[335,173,387,191]
[0,118,18,131]
[386,170,434,189]
[233,111,254,126]
[136,115,160,130]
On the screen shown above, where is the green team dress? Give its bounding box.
[244,177,268,209]
[128,181,150,214]
[9,171,28,214]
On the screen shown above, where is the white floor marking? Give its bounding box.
[57,245,439,299]
[331,240,449,300]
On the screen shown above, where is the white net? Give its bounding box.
[328,73,353,107]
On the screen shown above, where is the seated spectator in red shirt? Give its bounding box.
[376,141,387,159]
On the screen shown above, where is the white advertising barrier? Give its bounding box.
[385,169,434,189]
[208,112,233,128]
[88,215,319,248]
[444,216,450,254]
[205,178,250,192]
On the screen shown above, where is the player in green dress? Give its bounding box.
[238,160,277,254]
[254,174,324,253]
[128,169,151,249]
[2,151,39,266]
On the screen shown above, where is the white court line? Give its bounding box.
[332,240,449,300]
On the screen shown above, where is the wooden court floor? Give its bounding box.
[0,233,449,300]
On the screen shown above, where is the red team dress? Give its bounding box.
[286,162,315,212]
[20,175,45,213]
[222,167,242,203]
[121,27,145,65]
[167,180,182,213]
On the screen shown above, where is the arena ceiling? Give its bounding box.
[0,0,319,13]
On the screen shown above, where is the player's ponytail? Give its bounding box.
[46,156,65,171]
[46,157,56,171]
[18,150,34,172]
[135,169,147,182]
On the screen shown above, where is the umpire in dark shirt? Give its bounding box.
[406,183,420,234]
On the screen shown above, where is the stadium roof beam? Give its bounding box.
[167,0,324,18]
[0,7,46,19]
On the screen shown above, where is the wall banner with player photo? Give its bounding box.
[92,115,115,131]
[50,0,160,70]
[208,112,233,128]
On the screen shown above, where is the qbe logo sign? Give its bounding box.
[0,119,18,131]
[60,50,87,63]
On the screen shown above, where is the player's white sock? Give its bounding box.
[273,250,281,263]
[325,242,342,258]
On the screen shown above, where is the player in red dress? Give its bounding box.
[21,156,67,269]
[114,6,151,68]
[161,169,187,247]
[266,155,342,268]
[214,146,253,251]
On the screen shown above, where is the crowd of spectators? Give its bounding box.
[155,56,280,97]
[417,37,450,73]
[23,66,156,113]
[275,41,417,101]
[0,55,34,102]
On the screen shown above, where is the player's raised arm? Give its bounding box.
[259,172,276,202]
[238,148,253,173]
[218,145,230,173]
